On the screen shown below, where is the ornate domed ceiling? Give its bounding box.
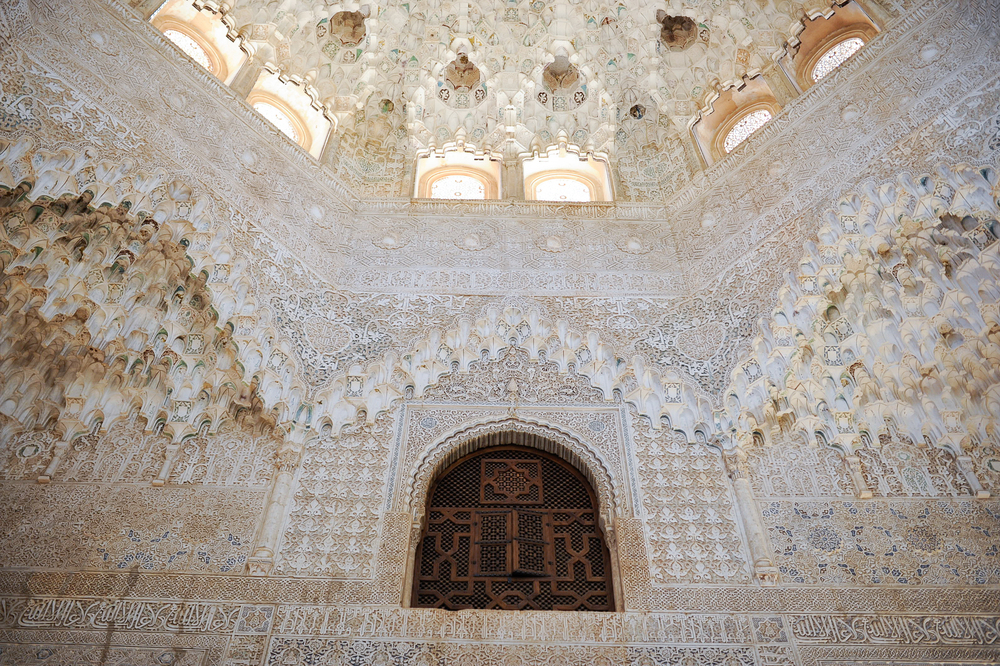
[217,0,818,199]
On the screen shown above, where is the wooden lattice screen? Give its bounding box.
[413,444,614,611]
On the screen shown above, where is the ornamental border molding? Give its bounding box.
[2,568,999,611]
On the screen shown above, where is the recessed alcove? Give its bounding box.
[414,149,502,200]
[522,145,613,203]
[151,0,246,84]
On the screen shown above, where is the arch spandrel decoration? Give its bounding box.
[401,417,627,535]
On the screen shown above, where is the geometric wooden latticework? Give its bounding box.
[413,444,614,611]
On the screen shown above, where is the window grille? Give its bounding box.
[413,445,614,611]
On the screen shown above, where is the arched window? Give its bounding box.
[691,75,781,165]
[430,174,487,200]
[533,177,592,203]
[414,149,502,199]
[151,0,247,84]
[782,1,879,91]
[252,101,300,142]
[522,144,613,202]
[245,74,333,157]
[162,29,213,72]
[413,444,614,611]
[811,37,865,81]
[723,109,773,153]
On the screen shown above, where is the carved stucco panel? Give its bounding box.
[631,421,753,586]
[0,484,264,573]
[274,416,395,578]
[761,498,1000,587]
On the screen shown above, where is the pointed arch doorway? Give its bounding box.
[411,441,615,611]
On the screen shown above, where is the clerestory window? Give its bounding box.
[690,75,781,165]
[522,146,612,202]
[162,29,213,72]
[245,74,331,156]
[783,1,878,91]
[533,177,592,203]
[414,150,502,199]
[151,0,248,84]
[430,174,487,200]
[723,109,773,153]
[252,102,300,143]
[811,37,865,81]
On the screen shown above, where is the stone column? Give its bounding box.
[319,130,340,166]
[132,0,166,21]
[152,442,182,487]
[845,454,874,499]
[777,55,804,95]
[851,0,893,28]
[725,452,779,586]
[247,442,303,575]
[956,455,991,499]
[369,512,412,604]
[155,423,196,486]
[37,439,72,484]
[759,64,798,107]
[613,517,652,611]
[229,55,265,99]
[502,159,524,200]
[683,121,708,171]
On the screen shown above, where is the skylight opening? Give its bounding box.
[534,177,592,203]
[812,38,865,81]
[430,174,487,200]
[253,102,300,142]
[723,109,772,153]
[163,29,214,72]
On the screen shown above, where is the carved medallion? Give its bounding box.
[303,319,352,354]
[674,320,726,360]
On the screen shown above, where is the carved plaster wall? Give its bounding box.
[1,0,1000,664]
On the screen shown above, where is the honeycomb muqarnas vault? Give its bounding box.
[1,0,1000,663]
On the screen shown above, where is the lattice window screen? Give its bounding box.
[414,443,613,611]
